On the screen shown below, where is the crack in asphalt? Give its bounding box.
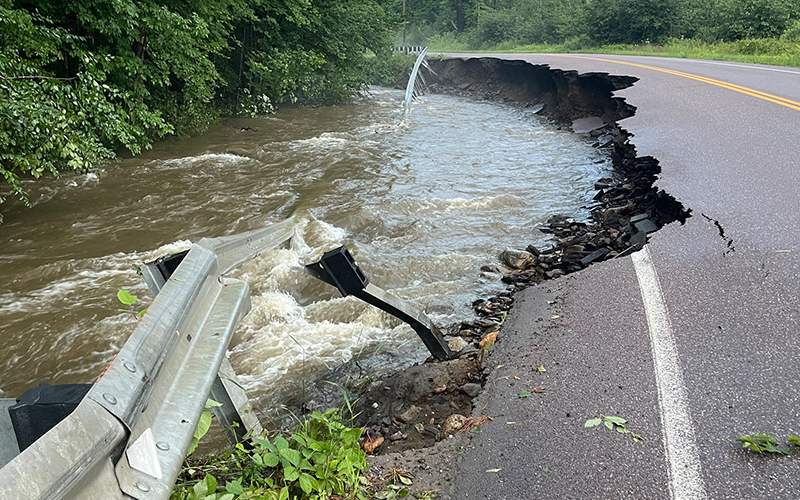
[702,214,735,256]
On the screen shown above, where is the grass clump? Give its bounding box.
[426,37,800,70]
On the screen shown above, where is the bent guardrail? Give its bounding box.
[0,215,452,499]
[0,217,298,500]
[404,47,429,110]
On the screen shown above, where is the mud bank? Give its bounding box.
[358,57,690,489]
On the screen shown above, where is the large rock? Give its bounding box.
[448,337,469,352]
[499,249,535,270]
[462,383,482,397]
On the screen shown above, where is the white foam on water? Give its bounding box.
[231,317,415,408]
[158,152,251,169]
[387,194,527,215]
[0,89,611,416]
[227,217,430,408]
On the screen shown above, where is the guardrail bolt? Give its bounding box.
[156,442,170,451]
[124,361,137,373]
[136,482,151,492]
[102,393,117,405]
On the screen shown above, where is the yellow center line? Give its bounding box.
[558,55,800,112]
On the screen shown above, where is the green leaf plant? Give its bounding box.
[585,414,643,443]
[736,433,800,456]
[117,289,147,318]
[171,409,369,500]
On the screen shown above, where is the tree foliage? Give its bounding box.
[394,0,800,48]
[0,0,390,217]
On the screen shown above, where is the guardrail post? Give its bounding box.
[305,246,453,361]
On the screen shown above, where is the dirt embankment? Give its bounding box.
[359,57,690,495]
[424,57,638,124]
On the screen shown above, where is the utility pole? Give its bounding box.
[402,0,407,45]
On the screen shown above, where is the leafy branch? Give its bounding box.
[736,433,800,455]
[117,289,147,319]
[585,414,643,443]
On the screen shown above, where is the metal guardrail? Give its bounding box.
[0,216,452,499]
[394,46,426,55]
[0,217,298,500]
[404,47,429,110]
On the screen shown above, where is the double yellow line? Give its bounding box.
[560,55,800,112]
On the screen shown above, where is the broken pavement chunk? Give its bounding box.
[629,230,647,249]
[572,116,605,133]
[634,219,658,234]
[581,247,611,266]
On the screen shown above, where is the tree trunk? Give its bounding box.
[456,0,465,31]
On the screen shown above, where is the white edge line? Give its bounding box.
[631,247,707,500]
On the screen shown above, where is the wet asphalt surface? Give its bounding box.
[443,54,800,499]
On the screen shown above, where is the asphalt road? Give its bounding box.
[444,54,800,499]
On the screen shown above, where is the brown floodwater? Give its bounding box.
[0,88,609,422]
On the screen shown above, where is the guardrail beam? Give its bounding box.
[0,397,127,500]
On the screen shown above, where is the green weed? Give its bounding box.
[736,433,800,455]
[171,409,369,500]
[585,414,643,443]
[117,289,147,319]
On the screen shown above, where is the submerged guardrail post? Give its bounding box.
[0,216,298,500]
[305,246,453,361]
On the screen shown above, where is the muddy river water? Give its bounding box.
[0,88,610,422]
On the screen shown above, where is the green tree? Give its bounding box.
[0,0,172,213]
[0,0,390,219]
[716,0,796,40]
[585,0,679,44]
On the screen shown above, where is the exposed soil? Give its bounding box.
[359,56,690,496]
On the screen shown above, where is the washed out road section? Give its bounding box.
[442,53,800,499]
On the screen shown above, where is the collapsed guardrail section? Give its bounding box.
[403,47,430,110]
[0,217,455,499]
